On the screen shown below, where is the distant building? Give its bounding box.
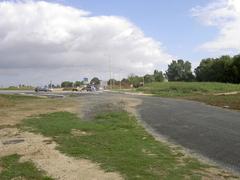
[83,78,88,85]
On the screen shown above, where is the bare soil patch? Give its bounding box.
[71,129,93,137]
[0,98,78,126]
[0,96,122,179]
[76,94,142,120]
[0,128,122,180]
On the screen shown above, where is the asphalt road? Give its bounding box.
[1,90,240,172]
[137,95,240,172]
[0,90,100,98]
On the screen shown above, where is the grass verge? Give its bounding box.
[186,94,240,110]
[137,82,240,110]
[22,111,212,180]
[137,82,240,97]
[0,154,52,180]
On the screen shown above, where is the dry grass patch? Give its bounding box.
[0,95,78,126]
[186,94,240,111]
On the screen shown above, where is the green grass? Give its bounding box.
[22,111,210,180]
[0,154,53,180]
[136,82,240,110]
[137,82,240,97]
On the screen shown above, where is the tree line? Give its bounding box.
[165,54,240,83]
[195,55,240,83]
[128,54,240,87]
[61,77,101,88]
[60,54,240,88]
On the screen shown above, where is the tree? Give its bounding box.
[153,70,164,82]
[166,60,195,81]
[74,81,82,87]
[90,77,100,85]
[231,55,240,83]
[143,74,155,84]
[121,78,129,85]
[195,58,215,82]
[128,74,143,88]
[108,79,117,86]
[195,55,240,83]
[61,81,73,88]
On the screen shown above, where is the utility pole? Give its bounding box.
[112,73,115,89]
[119,69,122,90]
[109,55,112,89]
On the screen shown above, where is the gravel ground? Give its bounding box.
[1,90,240,173]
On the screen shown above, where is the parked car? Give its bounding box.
[35,87,52,92]
[72,87,78,91]
[81,85,96,92]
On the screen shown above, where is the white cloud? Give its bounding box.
[192,0,240,52]
[0,1,172,86]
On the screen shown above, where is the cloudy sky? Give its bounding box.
[0,0,240,86]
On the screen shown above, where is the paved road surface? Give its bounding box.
[0,90,100,98]
[1,91,240,171]
[137,95,240,172]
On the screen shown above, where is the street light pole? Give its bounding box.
[119,69,122,90]
[108,55,112,89]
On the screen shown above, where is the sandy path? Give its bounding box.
[0,128,122,180]
[0,96,123,179]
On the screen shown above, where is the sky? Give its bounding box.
[0,0,240,86]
